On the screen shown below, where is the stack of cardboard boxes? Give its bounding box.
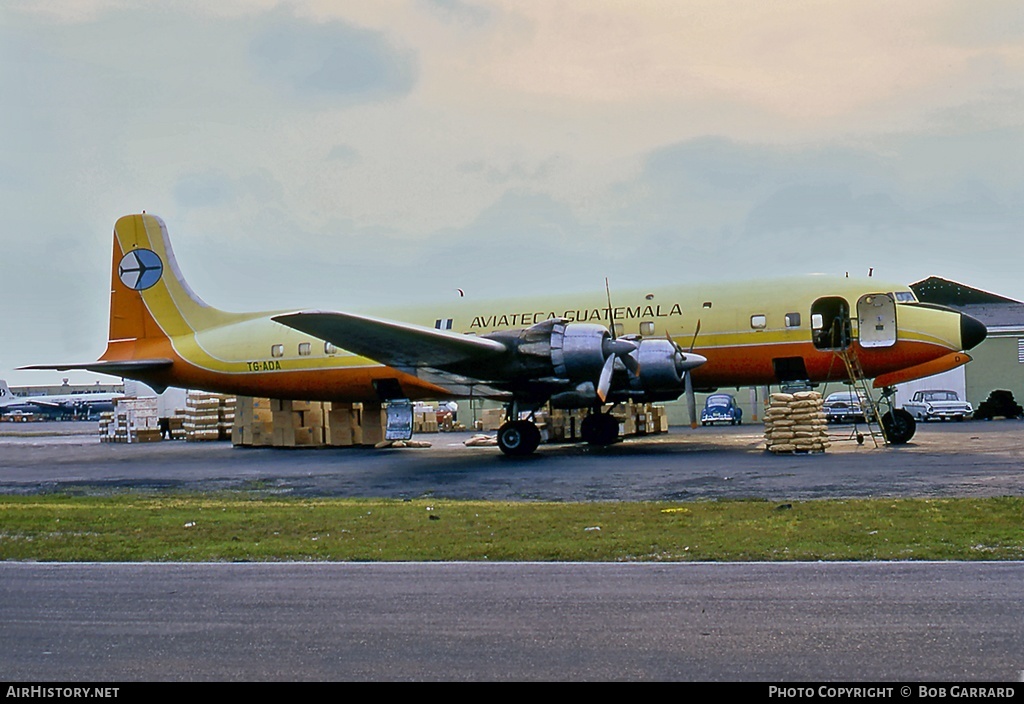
[231,397,387,448]
[183,391,234,442]
[615,403,669,437]
[478,408,506,431]
[547,408,587,442]
[412,404,440,434]
[228,397,669,448]
[99,397,161,443]
[232,396,273,446]
[271,399,328,447]
[480,403,669,443]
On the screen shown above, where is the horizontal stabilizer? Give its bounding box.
[273,311,508,369]
[19,359,174,376]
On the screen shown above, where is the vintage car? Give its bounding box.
[823,390,867,424]
[700,393,743,426]
[902,389,973,421]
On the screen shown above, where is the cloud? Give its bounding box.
[174,172,235,208]
[326,144,360,165]
[173,170,284,210]
[745,184,911,234]
[420,0,494,27]
[248,11,417,105]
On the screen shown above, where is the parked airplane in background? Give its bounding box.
[0,380,122,420]
[24,213,987,454]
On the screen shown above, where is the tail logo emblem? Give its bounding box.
[118,249,163,291]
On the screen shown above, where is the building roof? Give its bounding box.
[911,277,1024,333]
[911,276,1021,306]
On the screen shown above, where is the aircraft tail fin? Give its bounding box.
[0,379,13,407]
[101,213,242,364]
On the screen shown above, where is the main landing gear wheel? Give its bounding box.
[497,420,541,456]
[580,413,620,446]
[881,408,916,445]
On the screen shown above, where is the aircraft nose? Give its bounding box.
[960,312,987,351]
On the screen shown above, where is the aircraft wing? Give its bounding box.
[272,310,508,371]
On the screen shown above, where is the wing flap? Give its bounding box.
[272,311,507,369]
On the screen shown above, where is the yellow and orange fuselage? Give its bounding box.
[96,214,980,401]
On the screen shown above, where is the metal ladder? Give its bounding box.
[835,345,888,446]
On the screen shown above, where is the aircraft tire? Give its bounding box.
[497,420,541,456]
[882,408,916,445]
[581,413,619,446]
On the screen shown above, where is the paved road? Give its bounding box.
[3,421,1023,681]
[1,421,1022,500]
[3,561,1023,682]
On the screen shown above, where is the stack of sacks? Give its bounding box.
[764,391,830,453]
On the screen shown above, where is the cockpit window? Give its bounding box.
[893,291,917,303]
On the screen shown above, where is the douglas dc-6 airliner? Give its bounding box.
[24,213,986,455]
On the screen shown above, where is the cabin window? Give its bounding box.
[612,322,624,337]
[640,321,655,336]
[750,315,767,329]
[298,342,311,356]
[785,312,801,328]
[271,344,284,358]
[894,291,916,303]
[702,301,712,309]
[324,342,338,355]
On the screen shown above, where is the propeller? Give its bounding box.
[596,278,639,402]
[667,320,702,428]
[596,336,637,402]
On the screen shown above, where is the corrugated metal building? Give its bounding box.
[910,277,1024,414]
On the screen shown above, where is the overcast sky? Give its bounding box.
[3,0,1023,387]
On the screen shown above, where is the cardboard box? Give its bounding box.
[361,404,385,446]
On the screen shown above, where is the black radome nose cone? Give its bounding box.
[960,313,987,350]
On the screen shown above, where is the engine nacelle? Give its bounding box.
[485,319,612,384]
[483,320,704,406]
[604,338,695,404]
[631,339,687,392]
[551,323,611,380]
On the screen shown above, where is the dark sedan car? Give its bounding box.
[701,394,743,426]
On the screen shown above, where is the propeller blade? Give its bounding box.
[596,354,616,402]
[685,370,698,429]
[621,351,640,376]
[688,319,702,352]
[605,277,616,339]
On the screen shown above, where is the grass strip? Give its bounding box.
[0,495,1022,562]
